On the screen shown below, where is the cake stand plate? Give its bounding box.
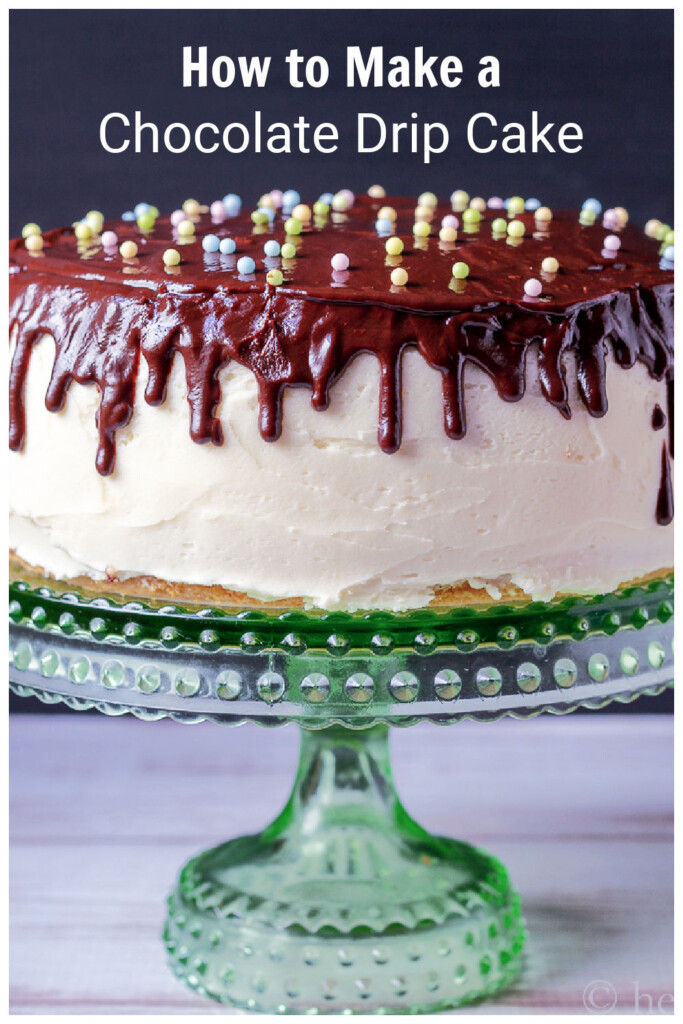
[9,576,674,1014]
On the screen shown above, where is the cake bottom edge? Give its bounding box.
[8,552,674,614]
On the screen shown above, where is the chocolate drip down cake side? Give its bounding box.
[9,190,674,613]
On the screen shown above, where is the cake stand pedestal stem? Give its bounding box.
[164,723,525,1013]
[263,724,423,843]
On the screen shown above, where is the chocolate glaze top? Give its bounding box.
[9,196,674,525]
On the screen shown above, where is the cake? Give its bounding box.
[9,190,674,612]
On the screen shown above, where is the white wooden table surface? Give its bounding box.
[9,714,673,1015]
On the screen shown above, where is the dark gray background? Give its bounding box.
[9,9,673,712]
[10,8,673,235]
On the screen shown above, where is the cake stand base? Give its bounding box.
[164,724,524,1013]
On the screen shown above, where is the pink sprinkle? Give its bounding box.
[331,252,350,271]
[338,189,355,206]
[488,196,504,208]
[101,230,118,247]
[270,189,283,208]
[602,209,620,230]
[210,200,226,220]
[523,278,543,298]
[170,209,185,227]
[441,214,459,229]
[603,234,621,251]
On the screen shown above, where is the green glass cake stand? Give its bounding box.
[9,575,674,1014]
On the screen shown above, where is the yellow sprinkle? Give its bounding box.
[378,205,397,222]
[541,256,559,273]
[450,190,469,212]
[385,237,404,256]
[25,234,44,252]
[413,221,430,237]
[414,204,434,222]
[391,267,408,286]
[259,194,276,209]
[368,184,386,198]
[163,248,181,267]
[507,220,525,238]
[470,197,487,212]
[74,222,92,240]
[292,203,312,223]
[418,191,438,208]
[267,269,284,286]
[177,219,196,237]
[85,210,104,233]
[534,206,553,222]
[439,226,458,242]
[22,222,41,238]
[332,194,349,212]
[507,196,525,216]
[614,206,629,227]
[183,199,200,217]
[644,219,662,238]
[120,240,138,258]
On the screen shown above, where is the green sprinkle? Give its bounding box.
[656,223,671,241]
[452,261,469,279]
[313,201,330,216]
[462,208,481,225]
[285,217,303,235]
[137,212,156,231]
[491,218,507,234]
[281,241,297,259]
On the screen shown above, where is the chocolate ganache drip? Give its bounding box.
[652,403,666,430]
[657,442,674,525]
[9,199,674,520]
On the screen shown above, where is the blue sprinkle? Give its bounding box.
[582,198,602,215]
[202,234,220,253]
[219,237,237,255]
[318,192,334,205]
[525,198,541,211]
[503,198,511,209]
[258,205,276,222]
[134,202,151,217]
[122,211,136,221]
[264,240,281,257]
[282,190,301,208]
[237,256,256,275]
[663,244,674,262]
[222,194,242,215]
[375,217,393,233]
